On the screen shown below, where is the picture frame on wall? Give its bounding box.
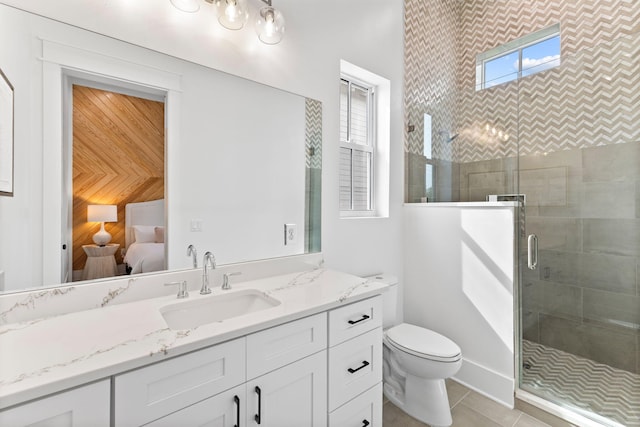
[0,67,14,197]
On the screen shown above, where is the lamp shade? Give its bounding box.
[87,205,117,223]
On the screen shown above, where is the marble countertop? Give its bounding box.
[0,268,387,410]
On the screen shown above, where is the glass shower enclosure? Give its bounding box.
[405,25,639,427]
[516,31,640,427]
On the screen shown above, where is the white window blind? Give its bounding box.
[339,78,374,212]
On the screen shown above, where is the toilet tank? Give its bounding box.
[366,274,399,329]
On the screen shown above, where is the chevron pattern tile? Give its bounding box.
[518,32,640,158]
[457,0,640,163]
[404,0,458,161]
[405,0,640,164]
[522,340,640,427]
[305,98,322,170]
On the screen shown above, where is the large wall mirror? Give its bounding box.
[0,4,321,293]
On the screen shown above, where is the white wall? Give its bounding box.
[403,203,516,407]
[0,0,406,289]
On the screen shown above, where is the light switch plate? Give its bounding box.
[190,219,203,232]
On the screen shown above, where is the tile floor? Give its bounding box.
[383,379,554,427]
[522,340,640,427]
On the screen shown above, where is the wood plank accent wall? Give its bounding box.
[72,85,165,273]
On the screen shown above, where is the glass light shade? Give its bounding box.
[255,6,285,44]
[170,0,200,13]
[215,0,249,30]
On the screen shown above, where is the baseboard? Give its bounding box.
[452,357,515,408]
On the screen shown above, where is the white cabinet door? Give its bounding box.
[0,380,110,427]
[246,350,327,427]
[146,384,245,427]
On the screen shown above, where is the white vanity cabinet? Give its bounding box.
[0,291,386,427]
[328,296,383,427]
[114,312,328,427]
[0,380,110,427]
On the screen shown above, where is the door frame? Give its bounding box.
[41,39,181,285]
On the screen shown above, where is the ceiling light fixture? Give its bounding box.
[214,0,249,30]
[255,0,285,44]
[170,0,200,13]
[172,0,285,44]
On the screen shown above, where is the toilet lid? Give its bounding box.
[386,323,461,361]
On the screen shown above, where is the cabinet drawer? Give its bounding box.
[0,380,110,427]
[328,328,382,411]
[145,384,245,427]
[114,337,245,427]
[246,312,327,379]
[329,383,382,427]
[329,296,381,347]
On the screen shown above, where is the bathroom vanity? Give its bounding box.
[0,264,387,426]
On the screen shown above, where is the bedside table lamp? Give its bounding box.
[87,204,117,246]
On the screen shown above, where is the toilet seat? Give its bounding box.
[385,323,461,363]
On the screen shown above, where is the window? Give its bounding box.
[339,77,375,212]
[476,24,560,91]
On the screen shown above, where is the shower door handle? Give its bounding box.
[527,234,538,270]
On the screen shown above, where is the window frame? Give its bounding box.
[339,75,377,216]
[476,24,560,91]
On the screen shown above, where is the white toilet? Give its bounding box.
[376,275,462,427]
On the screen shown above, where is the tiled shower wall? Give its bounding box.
[404,0,459,202]
[404,0,640,373]
[304,98,322,253]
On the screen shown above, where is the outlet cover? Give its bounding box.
[284,223,296,245]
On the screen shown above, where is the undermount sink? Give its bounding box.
[160,289,281,330]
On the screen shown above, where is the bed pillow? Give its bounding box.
[133,225,156,243]
[154,226,165,243]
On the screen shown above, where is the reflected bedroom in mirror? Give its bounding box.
[72,84,166,283]
[0,3,322,293]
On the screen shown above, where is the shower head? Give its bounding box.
[439,130,459,143]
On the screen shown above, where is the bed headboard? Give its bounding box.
[125,199,165,250]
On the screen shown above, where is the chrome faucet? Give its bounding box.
[187,245,198,268]
[165,280,189,299]
[222,272,241,290]
[201,251,216,295]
